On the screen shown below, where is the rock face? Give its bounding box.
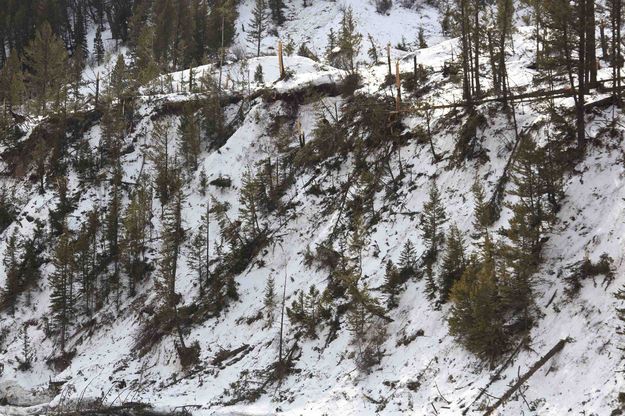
[0,381,53,407]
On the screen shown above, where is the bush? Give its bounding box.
[177,341,201,369]
[565,253,615,298]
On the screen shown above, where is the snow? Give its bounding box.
[0,1,624,416]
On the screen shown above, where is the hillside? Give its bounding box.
[0,1,624,415]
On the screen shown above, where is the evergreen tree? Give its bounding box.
[418,27,427,49]
[133,25,160,86]
[93,27,106,65]
[398,240,417,280]
[105,164,123,304]
[238,169,265,240]
[178,105,202,172]
[49,226,75,353]
[254,64,264,83]
[73,7,88,67]
[156,176,187,347]
[471,177,491,238]
[263,276,277,325]
[268,0,286,25]
[17,323,33,371]
[337,7,362,72]
[74,209,99,315]
[448,237,508,361]
[191,0,210,64]
[1,229,21,314]
[149,119,175,206]
[153,0,177,67]
[186,208,209,298]
[122,183,152,297]
[0,51,24,112]
[23,22,68,114]
[420,182,448,264]
[382,260,401,309]
[248,0,270,57]
[438,225,466,303]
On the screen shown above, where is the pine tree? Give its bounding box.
[471,177,491,238]
[186,208,209,298]
[263,276,277,325]
[0,51,24,112]
[149,119,175,206]
[238,169,265,240]
[157,176,187,347]
[122,183,152,297]
[49,226,75,353]
[418,27,428,48]
[268,0,286,25]
[420,182,448,264]
[383,260,401,309]
[23,22,68,114]
[448,236,508,361]
[191,0,210,64]
[18,221,45,306]
[73,7,88,68]
[74,210,99,315]
[133,25,160,86]
[178,105,202,172]
[337,7,362,72]
[17,323,33,371]
[1,229,21,314]
[93,27,106,65]
[254,64,264,83]
[325,28,338,66]
[398,240,417,280]
[248,0,270,57]
[153,0,177,67]
[438,225,466,303]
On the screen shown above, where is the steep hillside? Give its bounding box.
[0,1,624,416]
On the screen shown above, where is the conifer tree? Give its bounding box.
[122,183,152,297]
[178,106,202,172]
[74,210,99,315]
[186,207,209,298]
[105,164,123,304]
[49,226,75,353]
[1,229,21,314]
[383,260,401,309]
[157,175,187,347]
[23,22,68,114]
[248,0,270,57]
[448,235,508,361]
[133,26,160,86]
[398,240,417,280]
[192,0,210,64]
[73,8,88,67]
[17,323,33,371]
[263,276,277,325]
[248,64,262,85]
[471,177,491,238]
[420,182,448,264]
[94,27,106,65]
[438,225,466,303]
[337,7,362,72]
[238,169,265,240]
[268,0,286,25]
[18,221,45,305]
[0,51,24,112]
[153,0,177,67]
[149,119,175,206]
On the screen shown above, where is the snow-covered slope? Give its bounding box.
[0,2,624,416]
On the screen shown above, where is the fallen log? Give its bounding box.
[484,338,569,415]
